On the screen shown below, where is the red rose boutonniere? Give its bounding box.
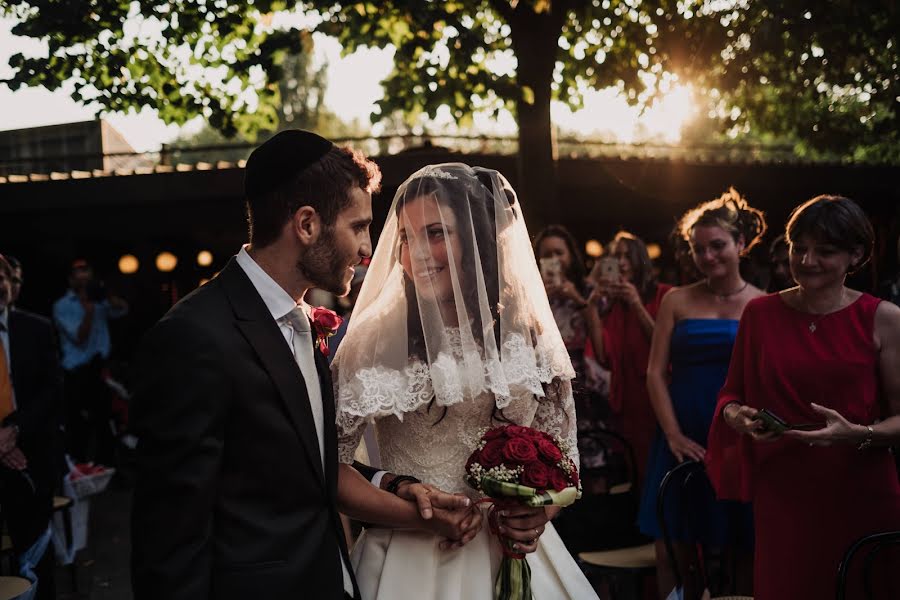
[310,307,343,356]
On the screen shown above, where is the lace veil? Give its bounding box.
[332,163,575,442]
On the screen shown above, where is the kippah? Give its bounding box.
[244,129,334,198]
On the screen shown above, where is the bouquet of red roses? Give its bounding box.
[465,425,581,600]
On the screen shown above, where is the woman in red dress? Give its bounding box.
[707,195,900,599]
[589,231,671,484]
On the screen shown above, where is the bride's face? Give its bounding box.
[398,194,464,304]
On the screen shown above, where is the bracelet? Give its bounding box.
[384,475,421,495]
[857,425,875,451]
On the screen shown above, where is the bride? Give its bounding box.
[333,163,599,599]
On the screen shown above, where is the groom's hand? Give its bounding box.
[393,479,471,520]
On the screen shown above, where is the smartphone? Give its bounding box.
[539,257,562,286]
[753,408,824,434]
[598,257,620,282]
[753,408,789,435]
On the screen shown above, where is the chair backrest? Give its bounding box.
[656,460,749,596]
[836,530,900,600]
[554,429,647,554]
[580,428,639,493]
[656,460,708,590]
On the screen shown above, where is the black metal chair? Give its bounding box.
[656,460,752,600]
[836,530,900,600]
[570,429,656,599]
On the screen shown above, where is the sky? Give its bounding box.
[0,15,696,153]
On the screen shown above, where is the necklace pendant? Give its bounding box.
[809,322,817,333]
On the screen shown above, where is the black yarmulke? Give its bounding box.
[244,129,334,198]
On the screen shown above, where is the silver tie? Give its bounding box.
[285,307,354,595]
[285,307,325,470]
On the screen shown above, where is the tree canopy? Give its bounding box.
[2,1,896,186]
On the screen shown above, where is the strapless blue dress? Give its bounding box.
[637,319,753,546]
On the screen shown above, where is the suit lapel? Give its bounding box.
[219,259,326,488]
[312,344,360,598]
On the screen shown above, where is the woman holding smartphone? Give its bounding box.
[638,189,765,598]
[706,195,900,599]
[589,231,671,485]
[534,225,609,472]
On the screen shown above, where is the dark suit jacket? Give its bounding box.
[131,258,359,600]
[3,308,63,513]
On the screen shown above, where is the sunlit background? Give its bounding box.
[0,16,697,151]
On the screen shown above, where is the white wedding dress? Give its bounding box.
[332,163,599,599]
[337,332,599,600]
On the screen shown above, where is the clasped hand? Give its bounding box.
[0,426,26,470]
[396,481,483,550]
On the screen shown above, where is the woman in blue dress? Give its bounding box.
[639,189,766,598]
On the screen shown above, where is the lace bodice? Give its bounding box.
[338,378,579,496]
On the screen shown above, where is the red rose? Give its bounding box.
[480,438,506,469]
[550,470,569,492]
[311,307,343,356]
[504,425,532,439]
[502,437,539,465]
[521,462,551,489]
[311,306,343,332]
[483,426,508,441]
[537,439,563,463]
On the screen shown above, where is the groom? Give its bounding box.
[131,131,472,600]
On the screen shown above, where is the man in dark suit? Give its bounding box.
[0,254,63,600]
[131,131,475,600]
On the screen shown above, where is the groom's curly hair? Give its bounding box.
[247,146,382,248]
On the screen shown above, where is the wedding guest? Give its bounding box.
[767,235,793,292]
[6,256,22,307]
[0,254,63,599]
[706,195,900,599]
[53,260,128,465]
[639,188,765,598]
[534,225,609,471]
[877,234,900,306]
[329,263,367,363]
[667,225,703,286]
[588,231,672,485]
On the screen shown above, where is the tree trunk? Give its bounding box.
[510,8,563,232]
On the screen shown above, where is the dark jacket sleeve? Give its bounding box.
[14,315,63,444]
[130,315,230,600]
[351,460,380,483]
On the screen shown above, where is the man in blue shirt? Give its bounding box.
[53,260,127,464]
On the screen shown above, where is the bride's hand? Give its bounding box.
[496,505,561,554]
[395,481,472,520]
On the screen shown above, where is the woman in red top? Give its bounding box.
[589,231,671,484]
[707,195,900,599]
